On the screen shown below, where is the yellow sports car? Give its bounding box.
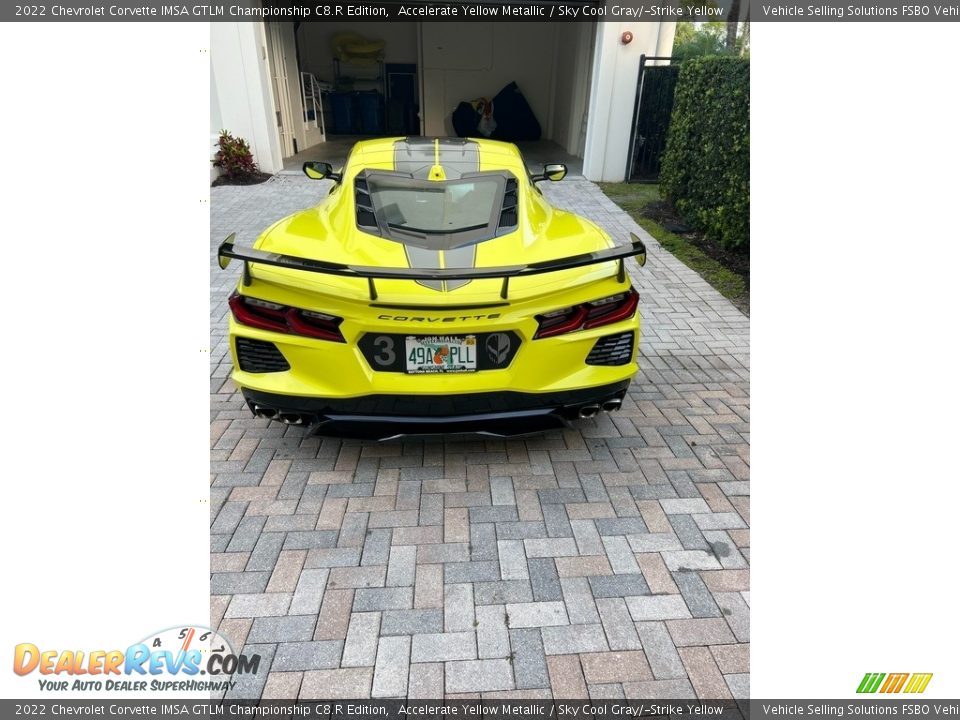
[218,137,646,439]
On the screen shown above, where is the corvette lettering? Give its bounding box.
[377,314,502,322]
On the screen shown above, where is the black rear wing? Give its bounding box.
[218,233,646,301]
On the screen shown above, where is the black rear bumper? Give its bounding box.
[240,382,630,440]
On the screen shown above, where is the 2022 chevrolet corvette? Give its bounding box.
[218,137,646,439]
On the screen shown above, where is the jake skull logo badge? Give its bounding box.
[486,333,511,365]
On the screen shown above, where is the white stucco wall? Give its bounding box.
[582,19,676,182]
[549,22,596,158]
[210,61,222,182]
[210,22,283,174]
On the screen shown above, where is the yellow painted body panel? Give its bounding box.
[226,138,640,408]
[252,138,618,305]
[229,276,638,399]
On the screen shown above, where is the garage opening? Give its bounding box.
[271,21,597,177]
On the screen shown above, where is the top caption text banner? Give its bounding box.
[6,0,960,22]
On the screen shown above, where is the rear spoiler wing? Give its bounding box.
[217,233,646,301]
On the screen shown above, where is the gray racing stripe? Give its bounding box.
[393,138,480,180]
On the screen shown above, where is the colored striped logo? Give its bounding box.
[857,673,933,694]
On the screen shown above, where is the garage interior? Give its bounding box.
[267,21,597,177]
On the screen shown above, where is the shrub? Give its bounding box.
[660,56,749,250]
[212,130,258,179]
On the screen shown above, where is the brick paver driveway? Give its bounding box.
[210,175,750,700]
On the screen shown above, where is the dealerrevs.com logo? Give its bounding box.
[13,626,260,693]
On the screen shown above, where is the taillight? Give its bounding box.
[583,288,640,329]
[535,305,588,339]
[229,293,345,343]
[285,308,345,342]
[534,288,638,339]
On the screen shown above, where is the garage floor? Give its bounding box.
[282,136,585,178]
[210,175,749,700]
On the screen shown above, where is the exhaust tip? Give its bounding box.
[602,399,623,413]
[578,404,600,419]
[254,406,277,420]
[278,413,303,426]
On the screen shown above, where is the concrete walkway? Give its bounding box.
[210,175,749,700]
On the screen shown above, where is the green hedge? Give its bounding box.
[660,56,749,250]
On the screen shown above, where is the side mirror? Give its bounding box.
[303,161,341,183]
[532,163,567,183]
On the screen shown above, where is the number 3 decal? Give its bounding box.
[373,336,395,366]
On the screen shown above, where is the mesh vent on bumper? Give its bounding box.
[235,337,290,373]
[586,331,635,366]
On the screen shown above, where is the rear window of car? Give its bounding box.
[368,175,501,234]
[354,170,517,248]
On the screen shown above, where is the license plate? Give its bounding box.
[404,335,477,374]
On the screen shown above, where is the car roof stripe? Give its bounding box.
[393,137,480,179]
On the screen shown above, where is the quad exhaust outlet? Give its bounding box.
[252,405,305,425]
[578,404,600,419]
[577,396,624,420]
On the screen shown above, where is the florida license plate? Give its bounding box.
[405,335,477,374]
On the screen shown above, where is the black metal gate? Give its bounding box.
[626,55,680,183]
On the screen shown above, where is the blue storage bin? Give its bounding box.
[356,91,383,134]
[329,92,355,134]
